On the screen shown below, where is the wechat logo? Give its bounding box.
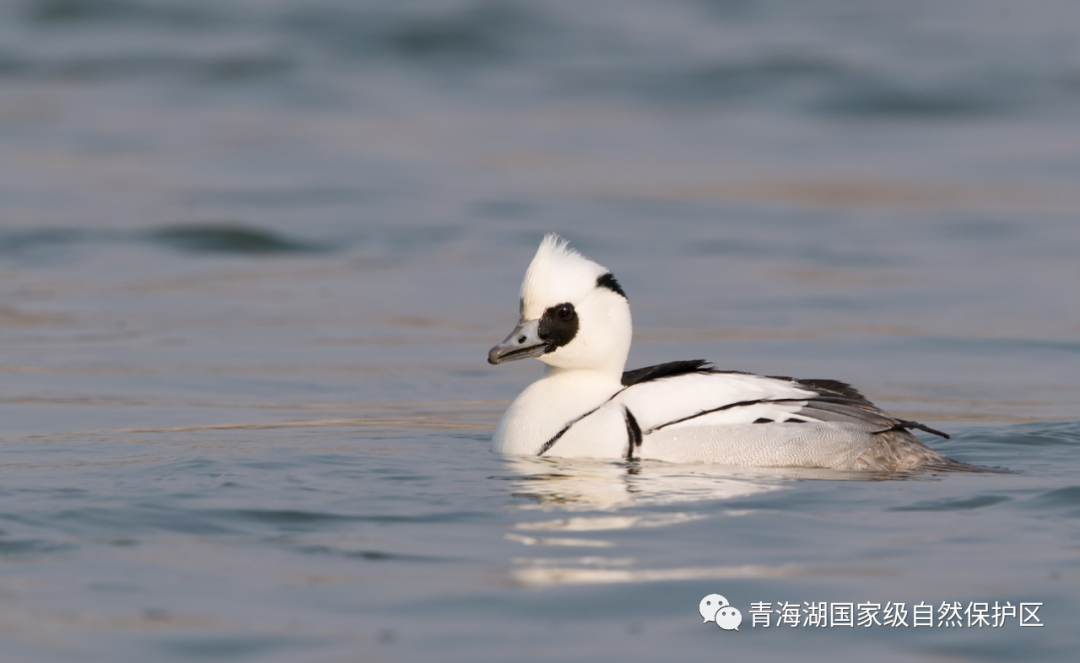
[699,593,742,631]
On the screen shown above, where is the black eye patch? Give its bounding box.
[538,302,578,351]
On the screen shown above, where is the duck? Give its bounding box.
[487,234,986,472]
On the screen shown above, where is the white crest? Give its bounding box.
[520,234,608,320]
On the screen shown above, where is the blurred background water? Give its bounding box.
[0,1,1078,661]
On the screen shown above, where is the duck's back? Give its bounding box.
[539,360,986,472]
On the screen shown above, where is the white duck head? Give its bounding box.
[488,234,632,376]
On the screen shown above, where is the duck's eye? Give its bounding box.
[537,302,579,349]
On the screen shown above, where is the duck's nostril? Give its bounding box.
[517,336,526,343]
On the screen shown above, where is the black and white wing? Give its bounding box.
[614,360,947,439]
[538,360,970,471]
[609,361,961,469]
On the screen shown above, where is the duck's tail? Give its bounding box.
[857,428,1009,474]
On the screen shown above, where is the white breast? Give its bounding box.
[491,369,623,456]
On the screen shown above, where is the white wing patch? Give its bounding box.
[656,402,808,430]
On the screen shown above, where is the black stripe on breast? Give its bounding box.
[624,407,642,460]
[537,404,602,456]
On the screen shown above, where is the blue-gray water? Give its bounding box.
[1,1,1079,661]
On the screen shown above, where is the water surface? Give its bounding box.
[0,1,1078,661]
